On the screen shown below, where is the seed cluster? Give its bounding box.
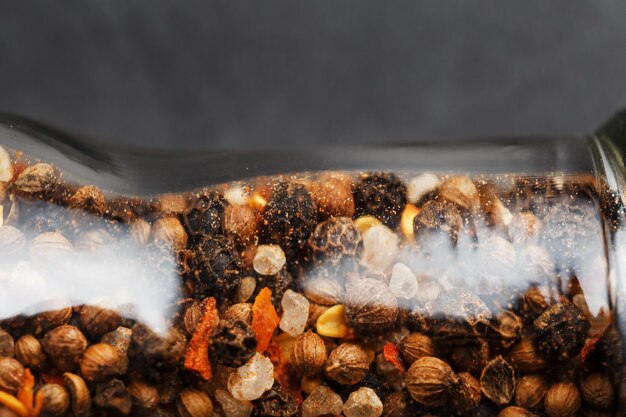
[0,146,622,417]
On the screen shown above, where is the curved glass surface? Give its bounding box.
[0,113,623,417]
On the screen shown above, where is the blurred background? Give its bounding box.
[0,1,625,149]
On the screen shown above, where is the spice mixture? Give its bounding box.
[0,148,623,417]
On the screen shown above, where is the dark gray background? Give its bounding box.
[1,1,625,149]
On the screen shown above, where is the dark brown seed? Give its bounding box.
[404,356,457,407]
[488,310,523,348]
[308,217,363,265]
[580,373,614,410]
[94,379,132,415]
[129,324,187,381]
[0,357,24,395]
[32,305,72,334]
[344,278,398,334]
[0,328,14,357]
[519,286,553,321]
[413,199,463,246]
[69,185,106,216]
[63,372,91,417]
[515,374,549,410]
[183,190,228,237]
[14,163,60,198]
[190,234,243,300]
[36,383,70,417]
[544,382,581,417]
[209,320,257,368]
[382,391,413,417]
[291,331,327,376]
[42,325,87,372]
[79,343,125,382]
[78,305,122,339]
[447,338,489,373]
[433,288,492,328]
[534,302,590,358]
[452,372,482,413]
[260,181,318,253]
[398,333,435,365]
[353,172,407,228]
[509,338,546,372]
[311,177,355,219]
[324,343,369,385]
[498,406,539,417]
[14,335,46,368]
[253,384,298,417]
[224,203,258,243]
[480,355,516,406]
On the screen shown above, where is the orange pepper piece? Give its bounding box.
[183,297,219,380]
[383,342,406,373]
[252,287,280,353]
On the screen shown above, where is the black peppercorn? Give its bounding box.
[183,191,228,238]
[308,217,363,265]
[353,172,407,228]
[260,181,318,254]
[209,320,257,368]
[252,384,298,417]
[190,235,243,300]
[534,302,590,358]
[129,324,187,381]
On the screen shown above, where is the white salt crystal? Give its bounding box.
[360,225,399,272]
[224,186,248,205]
[215,389,253,417]
[343,387,383,417]
[227,353,274,401]
[0,146,13,182]
[407,173,439,203]
[388,263,418,299]
[253,244,286,275]
[279,289,309,337]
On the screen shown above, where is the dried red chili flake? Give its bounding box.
[183,297,219,380]
[383,342,406,373]
[252,287,280,354]
[267,337,302,404]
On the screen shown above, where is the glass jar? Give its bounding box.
[0,112,625,417]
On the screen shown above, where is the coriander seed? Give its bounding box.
[480,355,516,406]
[291,331,327,376]
[0,357,24,395]
[544,382,581,417]
[405,356,457,407]
[398,332,435,365]
[515,374,549,410]
[581,373,614,410]
[42,325,87,371]
[14,334,46,368]
[36,383,70,417]
[79,343,125,382]
[325,343,369,385]
[176,389,214,417]
[63,373,91,417]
